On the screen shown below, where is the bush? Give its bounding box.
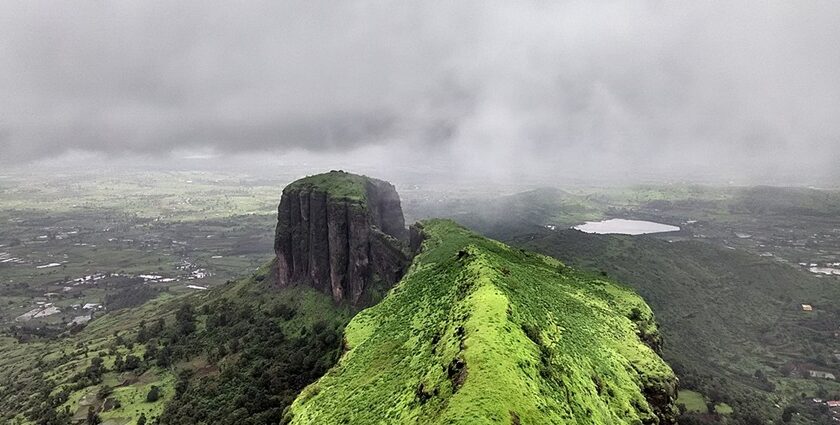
[146,385,161,402]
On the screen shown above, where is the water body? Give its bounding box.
[573,219,680,235]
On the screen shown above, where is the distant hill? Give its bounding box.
[409,187,605,240]
[729,186,840,217]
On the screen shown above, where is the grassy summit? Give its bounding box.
[288,219,677,424]
[284,170,372,202]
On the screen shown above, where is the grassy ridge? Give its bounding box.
[288,219,676,424]
[511,229,840,420]
[284,171,371,202]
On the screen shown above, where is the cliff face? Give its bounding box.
[274,171,409,306]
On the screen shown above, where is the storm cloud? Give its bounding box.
[1,1,839,181]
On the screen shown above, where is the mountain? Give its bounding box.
[286,219,678,424]
[729,186,840,217]
[274,170,410,306]
[0,172,677,425]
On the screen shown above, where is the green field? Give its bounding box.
[677,390,707,412]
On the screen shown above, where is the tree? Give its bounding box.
[123,354,141,371]
[143,340,158,362]
[174,370,192,399]
[113,352,124,372]
[137,413,147,425]
[156,345,173,368]
[81,356,105,384]
[782,405,796,422]
[152,318,165,335]
[146,385,161,402]
[96,385,112,400]
[176,304,196,336]
[136,320,148,343]
[115,332,126,347]
[86,406,101,425]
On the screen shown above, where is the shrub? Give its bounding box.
[146,385,161,402]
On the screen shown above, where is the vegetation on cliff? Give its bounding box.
[283,170,372,203]
[288,219,677,424]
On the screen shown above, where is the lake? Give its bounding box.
[572,219,680,235]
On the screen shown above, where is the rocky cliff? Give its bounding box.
[274,171,410,306]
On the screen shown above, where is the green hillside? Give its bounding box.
[0,263,352,425]
[1,220,676,425]
[283,170,371,202]
[287,219,677,424]
[510,229,840,422]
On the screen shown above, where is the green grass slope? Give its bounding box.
[0,262,352,425]
[284,170,372,202]
[510,229,840,421]
[287,219,677,425]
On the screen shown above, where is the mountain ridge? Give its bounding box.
[286,219,678,424]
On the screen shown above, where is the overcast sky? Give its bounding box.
[1,1,839,182]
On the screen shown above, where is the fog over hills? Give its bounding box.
[2,1,840,183]
[5,3,840,425]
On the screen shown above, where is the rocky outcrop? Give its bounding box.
[274,171,410,306]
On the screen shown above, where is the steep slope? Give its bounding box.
[275,171,410,306]
[287,220,677,425]
[510,230,840,420]
[509,229,840,421]
[0,262,353,425]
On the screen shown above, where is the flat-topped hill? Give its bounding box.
[286,219,678,424]
[275,171,409,306]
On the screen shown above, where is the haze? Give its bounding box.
[2,1,839,183]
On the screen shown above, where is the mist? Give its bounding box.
[2,1,839,184]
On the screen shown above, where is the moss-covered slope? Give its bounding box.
[283,170,373,202]
[287,219,678,424]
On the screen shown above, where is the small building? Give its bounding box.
[810,370,837,380]
[828,400,840,408]
[802,304,814,311]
